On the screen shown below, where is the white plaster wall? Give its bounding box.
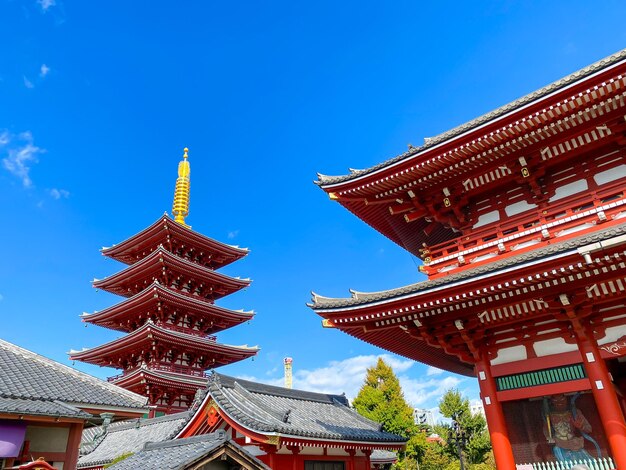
[533,338,578,357]
[549,180,588,202]
[505,200,536,216]
[25,425,69,452]
[490,345,527,365]
[594,164,626,185]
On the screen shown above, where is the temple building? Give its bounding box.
[0,338,147,469]
[310,49,626,469]
[78,373,404,470]
[71,149,258,416]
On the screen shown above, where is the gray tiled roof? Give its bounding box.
[78,411,191,468]
[317,48,626,186]
[209,373,406,444]
[310,222,626,309]
[0,339,147,416]
[106,433,269,470]
[0,396,90,419]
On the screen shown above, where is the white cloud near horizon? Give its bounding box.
[40,64,50,78]
[23,76,34,89]
[236,354,465,410]
[1,130,45,187]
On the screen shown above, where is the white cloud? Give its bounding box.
[1,130,45,187]
[236,354,470,413]
[239,354,414,401]
[40,64,50,78]
[399,374,463,408]
[228,230,239,239]
[426,366,444,376]
[49,188,70,199]
[37,0,55,11]
[23,76,34,89]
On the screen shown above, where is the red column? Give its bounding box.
[362,449,372,469]
[64,422,84,470]
[287,445,301,470]
[346,449,356,470]
[576,332,626,469]
[475,355,516,470]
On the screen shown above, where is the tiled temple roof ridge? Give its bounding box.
[310,222,626,309]
[0,338,147,408]
[316,47,626,186]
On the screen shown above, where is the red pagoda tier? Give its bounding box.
[72,148,259,415]
[311,49,626,469]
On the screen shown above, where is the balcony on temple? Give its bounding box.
[71,148,258,416]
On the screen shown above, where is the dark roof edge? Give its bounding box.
[212,372,349,405]
[317,48,626,186]
[310,222,626,309]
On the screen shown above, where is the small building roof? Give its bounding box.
[0,338,148,418]
[203,373,406,445]
[78,411,191,468]
[105,432,269,470]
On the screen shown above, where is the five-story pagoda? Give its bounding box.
[71,148,258,416]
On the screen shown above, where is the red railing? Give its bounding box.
[108,363,210,382]
[423,178,626,275]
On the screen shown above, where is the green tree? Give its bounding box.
[353,358,427,468]
[352,358,415,437]
[438,390,492,465]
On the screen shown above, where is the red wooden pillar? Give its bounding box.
[475,354,516,470]
[64,422,84,470]
[576,331,626,469]
[287,445,300,470]
[362,449,372,469]
[346,449,356,470]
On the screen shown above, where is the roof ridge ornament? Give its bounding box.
[172,147,191,229]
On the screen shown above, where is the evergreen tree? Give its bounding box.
[438,390,492,465]
[352,358,415,437]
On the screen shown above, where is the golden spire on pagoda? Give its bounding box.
[172,147,191,228]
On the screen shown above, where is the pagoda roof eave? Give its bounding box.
[316,48,626,188]
[82,282,254,332]
[69,321,259,364]
[112,368,209,390]
[310,222,626,311]
[93,247,251,299]
[101,214,248,267]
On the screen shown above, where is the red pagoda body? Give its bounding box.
[71,149,258,416]
[311,49,626,469]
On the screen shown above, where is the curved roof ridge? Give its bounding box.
[0,338,147,406]
[310,222,626,310]
[316,47,626,186]
[212,373,348,404]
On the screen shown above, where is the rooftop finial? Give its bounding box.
[172,147,191,228]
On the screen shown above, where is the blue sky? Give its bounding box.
[2,0,626,415]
